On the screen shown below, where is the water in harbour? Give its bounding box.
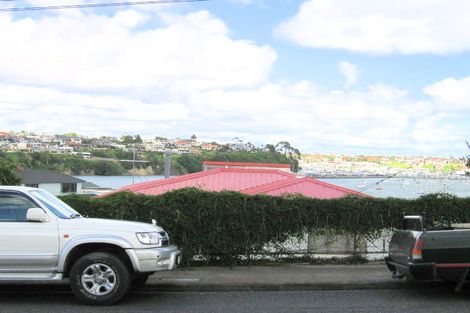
[319,177,470,199]
[76,175,164,190]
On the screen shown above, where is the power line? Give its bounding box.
[358,167,412,193]
[0,0,208,12]
[358,159,422,193]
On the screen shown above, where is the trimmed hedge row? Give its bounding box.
[60,189,470,265]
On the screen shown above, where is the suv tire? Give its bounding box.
[70,252,131,305]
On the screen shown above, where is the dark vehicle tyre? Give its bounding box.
[70,252,131,306]
[131,273,151,291]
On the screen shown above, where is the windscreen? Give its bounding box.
[403,218,423,231]
[30,190,81,219]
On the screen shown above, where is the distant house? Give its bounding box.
[18,169,85,195]
[200,143,220,151]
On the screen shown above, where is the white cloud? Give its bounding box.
[276,0,470,54]
[0,10,276,91]
[0,84,190,135]
[338,61,359,88]
[0,8,469,156]
[423,77,470,109]
[2,78,468,156]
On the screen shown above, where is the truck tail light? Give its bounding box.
[411,235,424,261]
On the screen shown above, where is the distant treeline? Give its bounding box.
[1,150,297,176]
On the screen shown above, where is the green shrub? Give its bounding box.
[60,190,470,266]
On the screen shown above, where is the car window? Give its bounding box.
[0,193,37,222]
[30,190,80,219]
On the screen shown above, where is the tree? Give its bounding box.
[0,158,21,185]
[92,160,124,176]
[121,134,142,144]
[190,134,197,141]
[265,144,276,153]
[275,141,301,158]
[120,135,134,144]
[275,141,301,173]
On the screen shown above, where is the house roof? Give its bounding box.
[243,176,367,199]
[116,168,294,195]
[203,161,291,169]
[105,168,368,199]
[18,169,85,184]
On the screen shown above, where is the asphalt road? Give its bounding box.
[1,286,470,313]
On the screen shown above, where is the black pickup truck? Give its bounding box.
[386,215,470,291]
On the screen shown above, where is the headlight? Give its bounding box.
[136,232,161,245]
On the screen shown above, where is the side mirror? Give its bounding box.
[27,208,50,222]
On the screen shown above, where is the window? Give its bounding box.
[30,190,80,219]
[0,193,37,222]
[61,183,77,193]
[25,184,39,188]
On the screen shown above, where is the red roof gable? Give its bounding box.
[203,161,291,169]
[243,177,369,199]
[103,168,367,199]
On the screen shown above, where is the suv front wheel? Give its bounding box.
[70,252,131,305]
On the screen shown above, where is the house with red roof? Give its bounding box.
[103,161,370,254]
[105,162,368,199]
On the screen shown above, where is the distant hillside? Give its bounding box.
[2,150,296,176]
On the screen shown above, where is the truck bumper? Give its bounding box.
[385,256,436,281]
[126,245,182,273]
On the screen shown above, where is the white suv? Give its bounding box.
[0,186,182,305]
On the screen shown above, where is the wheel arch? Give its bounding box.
[58,235,135,275]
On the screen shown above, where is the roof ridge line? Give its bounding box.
[202,161,291,168]
[301,176,370,197]
[242,176,307,194]
[243,176,369,197]
[128,168,223,192]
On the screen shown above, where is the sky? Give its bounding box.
[0,0,470,156]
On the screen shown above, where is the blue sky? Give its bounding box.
[1,0,470,156]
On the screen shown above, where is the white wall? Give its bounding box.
[38,183,62,196]
[21,182,85,195]
[76,183,82,194]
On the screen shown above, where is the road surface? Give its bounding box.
[0,285,468,313]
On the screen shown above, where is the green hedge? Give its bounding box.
[60,189,470,265]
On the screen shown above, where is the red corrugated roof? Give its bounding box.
[103,168,367,199]
[203,161,291,169]
[243,177,369,199]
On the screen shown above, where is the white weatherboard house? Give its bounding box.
[18,169,85,195]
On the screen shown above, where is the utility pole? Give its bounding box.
[132,147,136,184]
[164,150,172,178]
